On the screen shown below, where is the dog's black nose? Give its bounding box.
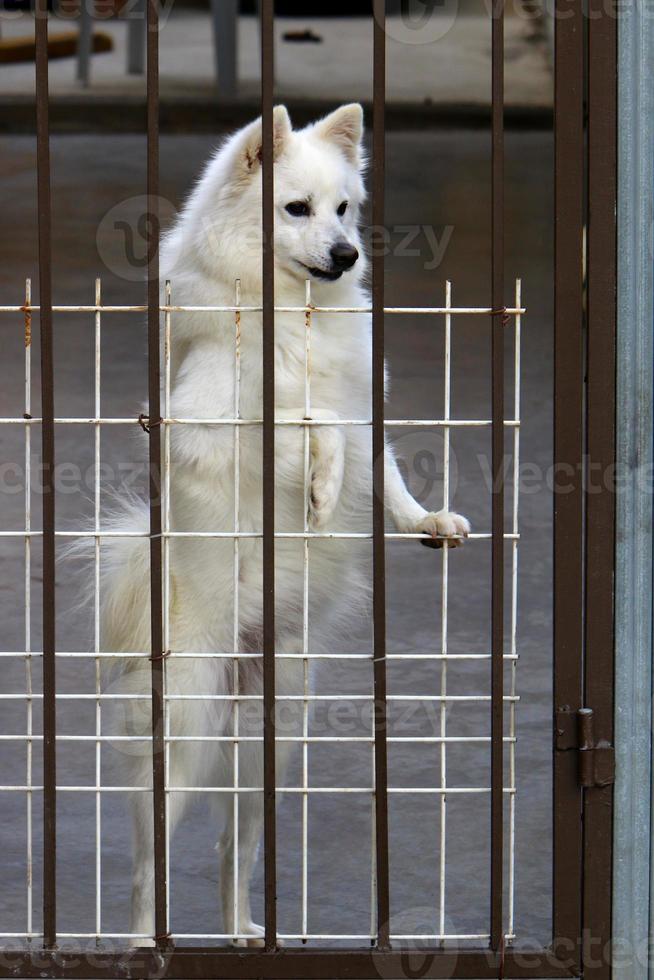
[330,241,359,271]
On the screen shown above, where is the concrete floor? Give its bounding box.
[0,127,553,949]
[0,11,551,107]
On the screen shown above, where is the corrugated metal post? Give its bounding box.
[613,3,654,978]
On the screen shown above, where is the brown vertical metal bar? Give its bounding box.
[34,0,56,950]
[489,0,504,955]
[553,0,584,965]
[583,2,616,976]
[371,0,390,951]
[145,0,168,944]
[260,0,277,951]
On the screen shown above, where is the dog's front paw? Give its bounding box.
[415,510,470,548]
[232,924,265,948]
[232,922,285,948]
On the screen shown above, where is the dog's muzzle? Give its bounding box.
[330,241,359,271]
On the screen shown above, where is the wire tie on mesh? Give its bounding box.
[149,650,171,663]
[489,306,510,327]
[138,413,163,434]
[23,413,32,420]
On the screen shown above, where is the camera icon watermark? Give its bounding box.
[378,0,460,46]
[374,908,460,979]
[96,194,178,283]
[386,428,459,510]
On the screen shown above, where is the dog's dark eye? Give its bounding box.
[337,200,348,217]
[285,201,310,217]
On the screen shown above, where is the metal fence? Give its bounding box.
[0,278,523,948]
[0,0,617,977]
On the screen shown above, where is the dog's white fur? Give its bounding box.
[101,104,469,945]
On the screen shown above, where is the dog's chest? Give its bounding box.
[235,315,370,420]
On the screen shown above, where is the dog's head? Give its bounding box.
[196,104,366,287]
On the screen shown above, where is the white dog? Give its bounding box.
[101,104,469,946]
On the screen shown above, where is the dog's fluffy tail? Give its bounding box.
[62,488,152,677]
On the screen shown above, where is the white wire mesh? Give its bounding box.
[0,279,523,945]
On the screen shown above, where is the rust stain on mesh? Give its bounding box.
[21,305,32,347]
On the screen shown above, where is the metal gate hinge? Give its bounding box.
[555,707,615,788]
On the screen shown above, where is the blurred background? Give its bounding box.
[0,0,552,123]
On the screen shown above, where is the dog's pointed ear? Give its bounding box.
[239,105,292,172]
[313,104,364,165]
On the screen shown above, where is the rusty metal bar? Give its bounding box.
[260,0,277,950]
[371,0,390,951]
[145,0,168,944]
[0,946,581,978]
[0,530,518,542]
[34,0,56,950]
[0,417,522,428]
[553,0,584,963]
[0,651,518,661]
[584,1,617,974]
[0,304,526,315]
[0,692,520,705]
[489,0,505,955]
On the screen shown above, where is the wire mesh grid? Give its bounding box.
[0,277,522,946]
